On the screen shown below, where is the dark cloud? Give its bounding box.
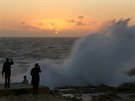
[76,21,86,26]
[67,16,96,26]
[39,22,44,26]
[50,22,56,29]
[19,25,39,30]
[50,23,57,31]
[78,16,84,19]
[66,16,85,24]
[20,21,26,25]
[18,21,39,30]
[51,23,55,26]
[76,16,86,26]
[76,20,97,26]
[27,26,39,30]
[67,18,86,26]
[67,19,76,23]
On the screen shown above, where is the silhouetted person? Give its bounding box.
[30,63,41,95]
[2,58,14,88]
[22,75,28,84]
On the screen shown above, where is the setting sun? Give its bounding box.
[0,0,134,37]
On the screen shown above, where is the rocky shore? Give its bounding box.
[52,81,135,101]
[0,83,68,101]
[0,82,135,101]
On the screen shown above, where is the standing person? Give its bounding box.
[30,63,41,95]
[2,58,14,88]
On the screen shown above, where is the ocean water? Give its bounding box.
[0,19,135,88]
[0,37,78,83]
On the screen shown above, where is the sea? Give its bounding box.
[0,37,78,83]
[0,22,135,87]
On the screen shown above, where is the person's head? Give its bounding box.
[35,63,39,68]
[24,75,27,79]
[6,58,9,62]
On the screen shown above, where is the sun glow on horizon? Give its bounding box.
[0,0,134,37]
[43,18,68,31]
[19,16,100,33]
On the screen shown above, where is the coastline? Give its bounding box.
[0,83,68,101]
[0,83,135,101]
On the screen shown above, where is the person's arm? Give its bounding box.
[10,59,14,65]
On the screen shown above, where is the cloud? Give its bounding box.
[50,22,58,31]
[20,25,39,30]
[78,16,85,19]
[67,18,86,26]
[66,16,85,24]
[21,21,26,25]
[67,16,96,27]
[67,19,76,23]
[51,22,55,26]
[76,21,86,26]
[39,22,44,26]
[18,21,39,30]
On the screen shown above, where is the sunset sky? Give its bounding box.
[0,0,135,37]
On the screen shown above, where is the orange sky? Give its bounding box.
[0,0,135,37]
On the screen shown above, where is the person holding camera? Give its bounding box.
[2,58,14,88]
[30,63,41,95]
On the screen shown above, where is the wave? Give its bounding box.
[5,19,135,88]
